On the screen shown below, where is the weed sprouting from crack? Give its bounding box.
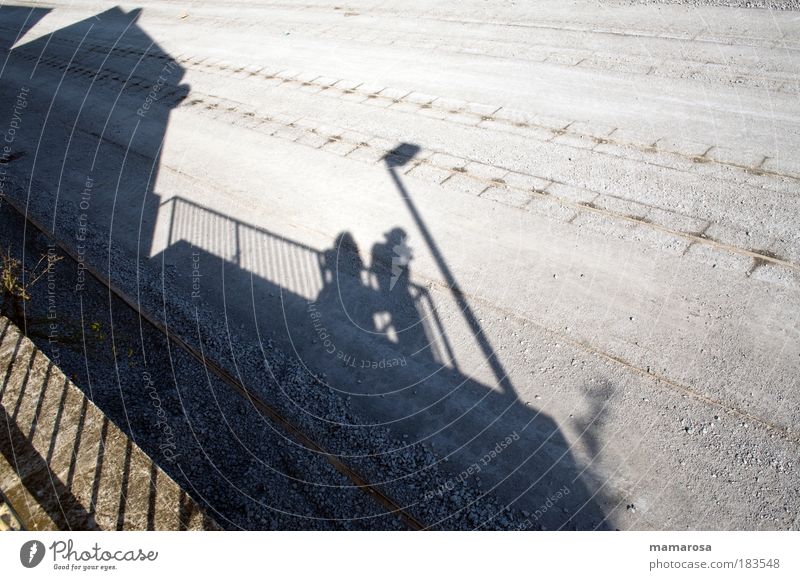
[1,245,63,325]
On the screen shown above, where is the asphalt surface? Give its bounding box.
[0,0,798,530]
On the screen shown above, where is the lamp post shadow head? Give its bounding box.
[384,143,421,168]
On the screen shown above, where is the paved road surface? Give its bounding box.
[1,0,798,530]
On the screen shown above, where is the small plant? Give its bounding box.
[1,245,62,324]
[89,320,106,342]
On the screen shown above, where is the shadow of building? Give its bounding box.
[0,6,188,267]
[0,5,51,55]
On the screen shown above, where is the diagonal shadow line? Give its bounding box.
[0,332,24,401]
[146,460,157,530]
[384,145,516,397]
[65,396,89,489]
[88,415,109,519]
[26,360,54,442]
[178,488,191,531]
[114,437,133,531]
[0,317,11,350]
[0,402,96,529]
[10,346,37,421]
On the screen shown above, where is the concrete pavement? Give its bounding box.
[0,0,798,529]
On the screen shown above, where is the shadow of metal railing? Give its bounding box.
[163,195,460,371]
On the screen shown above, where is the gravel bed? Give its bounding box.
[0,195,533,530]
